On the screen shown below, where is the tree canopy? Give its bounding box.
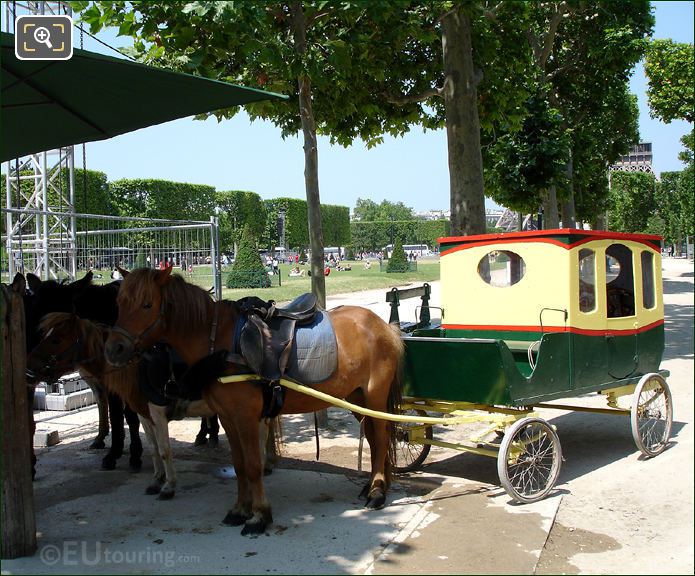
[644,39,694,124]
[352,198,415,222]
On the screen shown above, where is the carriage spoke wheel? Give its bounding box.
[631,373,673,457]
[393,409,432,473]
[497,417,562,504]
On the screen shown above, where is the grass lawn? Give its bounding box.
[221,258,440,304]
[6,258,440,306]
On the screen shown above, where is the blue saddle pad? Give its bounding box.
[285,310,337,384]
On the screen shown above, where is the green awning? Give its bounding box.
[1,32,286,162]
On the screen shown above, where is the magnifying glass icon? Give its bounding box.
[33,26,53,49]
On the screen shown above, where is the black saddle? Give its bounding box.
[236,293,318,382]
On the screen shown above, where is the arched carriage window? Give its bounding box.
[478,250,526,287]
[578,249,596,312]
[641,251,656,309]
[605,244,635,318]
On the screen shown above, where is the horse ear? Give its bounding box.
[11,272,26,294]
[117,265,129,277]
[72,271,93,289]
[27,272,42,293]
[155,265,173,285]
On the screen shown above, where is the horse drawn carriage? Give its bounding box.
[21,228,673,535]
[390,228,672,503]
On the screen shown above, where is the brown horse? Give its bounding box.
[26,312,243,499]
[104,266,404,535]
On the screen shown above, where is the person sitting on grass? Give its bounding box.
[289,266,305,277]
[364,260,372,270]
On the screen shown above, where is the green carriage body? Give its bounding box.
[402,229,666,405]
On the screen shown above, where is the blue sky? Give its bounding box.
[76,1,694,214]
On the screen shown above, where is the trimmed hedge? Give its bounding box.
[350,219,450,252]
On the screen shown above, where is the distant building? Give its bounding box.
[610,142,653,174]
[415,209,450,221]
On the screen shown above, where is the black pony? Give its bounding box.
[23,272,143,473]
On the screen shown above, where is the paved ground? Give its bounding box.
[2,258,692,574]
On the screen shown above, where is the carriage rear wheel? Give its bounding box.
[497,417,562,504]
[393,409,432,473]
[631,373,673,457]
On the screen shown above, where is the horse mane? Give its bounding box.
[122,268,212,334]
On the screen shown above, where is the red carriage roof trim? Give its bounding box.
[438,229,663,256]
[442,319,664,336]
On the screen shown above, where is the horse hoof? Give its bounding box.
[241,519,267,536]
[193,435,207,447]
[359,482,370,499]
[129,458,142,472]
[101,456,117,471]
[365,490,386,510]
[90,439,106,449]
[222,511,249,526]
[145,483,162,495]
[209,436,219,448]
[157,489,175,500]
[263,467,273,477]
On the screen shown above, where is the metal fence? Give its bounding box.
[1,208,222,298]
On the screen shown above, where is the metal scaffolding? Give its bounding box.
[3,1,77,280]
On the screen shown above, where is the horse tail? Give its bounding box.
[385,322,405,483]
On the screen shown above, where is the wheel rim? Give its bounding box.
[498,418,561,504]
[393,409,432,473]
[632,374,672,457]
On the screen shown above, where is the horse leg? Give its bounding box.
[123,403,143,472]
[84,374,109,449]
[102,393,124,470]
[148,403,177,499]
[27,387,37,480]
[204,386,259,528]
[362,399,393,510]
[216,413,252,527]
[194,417,208,446]
[209,414,220,448]
[141,418,165,495]
[236,412,272,535]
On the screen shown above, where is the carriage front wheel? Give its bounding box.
[393,409,433,473]
[497,417,562,504]
[631,373,673,457]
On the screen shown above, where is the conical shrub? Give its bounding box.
[226,225,270,288]
[387,238,409,273]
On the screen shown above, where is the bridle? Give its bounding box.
[26,333,94,382]
[109,300,166,354]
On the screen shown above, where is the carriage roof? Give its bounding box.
[437,228,664,338]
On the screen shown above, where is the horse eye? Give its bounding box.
[143,302,153,309]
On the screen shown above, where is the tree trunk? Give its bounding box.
[291,1,327,428]
[592,212,607,231]
[542,185,560,229]
[291,0,326,309]
[2,278,37,559]
[441,7,486,236]
[561,152,577,228]
[517,212,524,231]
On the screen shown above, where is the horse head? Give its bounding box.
[23,271,95,352]
[26,313,86,384]
[105,266,172,367]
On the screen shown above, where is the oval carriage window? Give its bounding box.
[478,250,526,287]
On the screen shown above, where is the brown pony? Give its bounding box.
[104,266,404,535]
